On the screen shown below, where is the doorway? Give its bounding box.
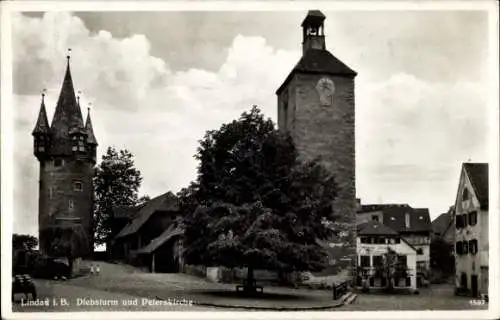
[471,274,478,297]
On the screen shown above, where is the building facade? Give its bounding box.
[276,10,357,276]
[110,192,184,273]
[356,221,418,291]
[357,204,432,287]
[453,163,489,298]
[33,55,97,257]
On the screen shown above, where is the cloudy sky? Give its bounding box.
[11,9,491,236]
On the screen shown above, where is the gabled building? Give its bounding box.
[357,203,432,287]
[453,163,489,298]
[356,220,418,291]
[110,192,184,273]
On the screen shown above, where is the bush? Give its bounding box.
[32,257,70,279]
[184,265,206,278]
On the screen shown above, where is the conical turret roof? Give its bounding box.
[85,108,98,145]
[32,94,50,135]
[49,56,85,155]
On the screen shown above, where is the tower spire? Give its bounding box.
[85,102,98,146]
[50,51,85,155]
[32,89,50,135]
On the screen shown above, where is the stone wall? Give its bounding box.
[39,157,94,256]
[277,73,356,276]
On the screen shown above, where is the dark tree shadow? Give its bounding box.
[198,289,314,301]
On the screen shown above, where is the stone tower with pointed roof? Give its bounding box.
[276,10,357,276]
[33,55,98,256]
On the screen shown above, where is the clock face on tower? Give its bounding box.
[316,77,335,106]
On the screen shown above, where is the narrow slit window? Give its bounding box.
[74,181,83,192]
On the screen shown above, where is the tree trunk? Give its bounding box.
[68,256,74,277]
[246,266,256,293]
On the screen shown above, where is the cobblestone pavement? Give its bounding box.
[342,284,488,311]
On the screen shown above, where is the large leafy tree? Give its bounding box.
[180,106,339,290]
[93,147,146,246]
[46,224,89,275]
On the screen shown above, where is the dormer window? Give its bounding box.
[69,200,74,210]
[405,213,410,229]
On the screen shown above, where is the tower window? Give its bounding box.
[371,215,379,222]
[462,188,470,201]
[283,100,289,131]
[468,211,477,226]
[405,213,410,229]
[78,140,85,151]
[69,200,74,210]
[54,159,63,167]
[49,187,53,199]
[73,181,83,192]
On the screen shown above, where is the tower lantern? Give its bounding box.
[301,10,326,54]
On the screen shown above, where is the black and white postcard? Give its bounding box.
[1,1,499,319]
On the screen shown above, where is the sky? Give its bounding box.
[10,10,491,236]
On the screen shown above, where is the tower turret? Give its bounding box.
[301,10,326,55]
[32,91,50,160]
[85,105,98,164]
[34,51,97,258]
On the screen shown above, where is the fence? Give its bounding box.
[332,280,349,300]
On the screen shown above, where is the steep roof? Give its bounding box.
[432,210,453,236]
[276,49,357,94]
[49,58,85,155]
[85,108,98,145]
[32,95,50,135]
[382,206,432,233]
[358,204,410,213]
[115,192,179,239]
[464,163,489,210]
[136,225,184,254]
[111,205,143,220]
[301,10,326,27]
[358,220,399,236]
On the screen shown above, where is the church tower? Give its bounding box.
[276,10,357,275]
[33,54,98,257]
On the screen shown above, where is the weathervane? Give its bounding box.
[77,90,82,105]
[67,48,72,62]
[88,102,92,112]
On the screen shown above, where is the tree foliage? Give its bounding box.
[181,106,339,277]
[93,147,146,245]
[12,234,38,251]
[430,237,454,276]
